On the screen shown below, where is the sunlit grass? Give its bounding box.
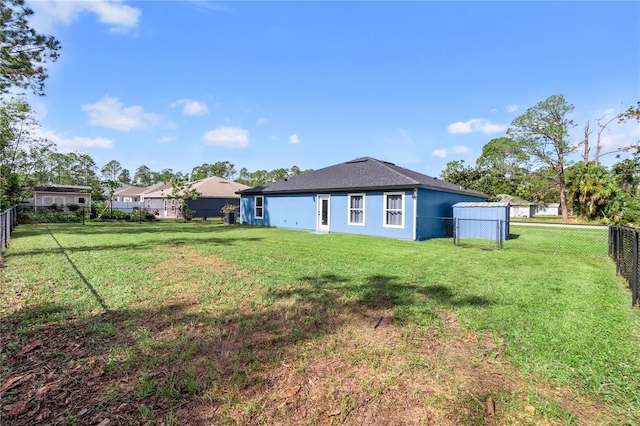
[1,220,639,423]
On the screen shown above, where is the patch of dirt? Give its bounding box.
[0,246,619,425]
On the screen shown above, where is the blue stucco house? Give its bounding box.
[237,157,487,240]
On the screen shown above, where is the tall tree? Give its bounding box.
[117,168,131,184]
[67,151,98,186]
[566,163,619,220]
[191,161,236,181]
[507,94,576,220]
[0,98,53,207]
[132,165,153,186]
[101,160,122,182]
[0,0,61,96]
[154,168,175,184]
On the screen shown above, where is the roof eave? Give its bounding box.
[238,184,421,195]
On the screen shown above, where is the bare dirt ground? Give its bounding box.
[1,247,610,425]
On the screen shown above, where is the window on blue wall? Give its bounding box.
[348,194,365,225]
[255,196,264,219]
[384,192,404,228]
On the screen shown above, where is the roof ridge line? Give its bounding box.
[373,158,421,185]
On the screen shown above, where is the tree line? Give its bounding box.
[441,96,639,224]
[0,109,314,208]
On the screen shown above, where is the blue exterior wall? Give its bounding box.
[241,194,317,230]
[241,190,415,239]
[241,188,485,241]
[415,189,485,240]
[453,204,510,241]
[329,191,415,240]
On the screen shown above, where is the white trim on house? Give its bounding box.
[255,195,264,219]
[383,192,405,229]
[347,193,365,226]
[412,189,417,241]
[317,194,330,232]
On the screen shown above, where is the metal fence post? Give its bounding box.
[633,229,639,307]
[453,218,458,245]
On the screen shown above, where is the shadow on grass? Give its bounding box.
[22,221,259,237]
[1,268,495,425]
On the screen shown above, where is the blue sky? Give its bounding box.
[25,0,640,179]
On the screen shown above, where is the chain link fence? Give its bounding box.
[15,204,235,224]
[609,226,639,306]
[447,217,608,258]
[1,205,18,253]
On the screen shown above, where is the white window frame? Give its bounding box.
[347,193,365,226]
[76,196,86,205]
[255,196,264,219]
[383,192,405,229]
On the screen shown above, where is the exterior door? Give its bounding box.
[317,195,330,232]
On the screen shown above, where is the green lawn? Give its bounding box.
[1,221,638,425]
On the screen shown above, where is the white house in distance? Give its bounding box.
[33,185,92,209]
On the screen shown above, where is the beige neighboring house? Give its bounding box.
[141,177,249,218]
[34,185,92,209]
[139,182,173,217]
[113,184,146,202]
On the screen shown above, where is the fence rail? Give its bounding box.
[609,226,639,306]
[1,205,18,253]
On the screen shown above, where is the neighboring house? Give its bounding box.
[140,177,249,218]
[139,182,174,216]
[496,194,535,218]
[535,203,561,216]
[110,184,146,213]
[238,157,487,240]
[34,185,92,209]
[113,184,146,202]
[186,177,250,219]
[510,202,535,218]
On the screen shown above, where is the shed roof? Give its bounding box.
[453,202,510,208]
[238,157,487,197]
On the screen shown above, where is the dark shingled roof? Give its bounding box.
[237,157,486,197]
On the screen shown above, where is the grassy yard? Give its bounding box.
[1,221,639,425]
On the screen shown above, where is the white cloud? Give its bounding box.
[507,105,519,113]
[81,96,161,131]
[256,118,268,125]
[158,136,175,144]
[447,118,507,135]
[431,149,447,158]
[600,123,640,150]
[172,99,209,116]
[431,145,470,158]
[202,126,249,148]
[289,134,300,144]
[39,128,113,150]
[27,0,141,33]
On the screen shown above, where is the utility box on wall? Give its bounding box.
[452,202,510,243]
